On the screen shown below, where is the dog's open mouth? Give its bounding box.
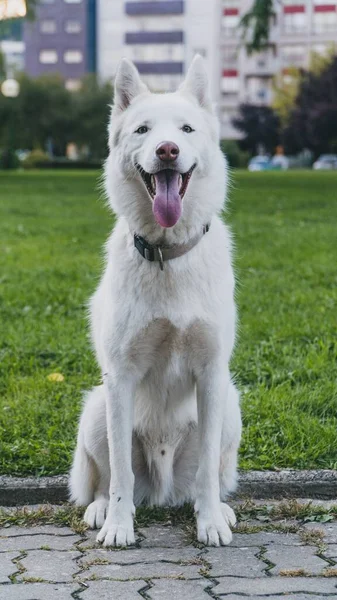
[136,164,196,228]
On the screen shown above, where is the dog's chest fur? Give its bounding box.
[128,317,219,380]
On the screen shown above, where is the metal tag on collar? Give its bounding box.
[157,245,164,271]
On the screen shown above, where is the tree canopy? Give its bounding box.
[232,104,280,155]
[283,57,337,156]
[0,73,113,158]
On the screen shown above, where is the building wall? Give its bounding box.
[97,0,223,96]
[23,0,96,88]
[220,0,337,139]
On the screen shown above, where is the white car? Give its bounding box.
[248,156,271,171]
[313,154,337,170]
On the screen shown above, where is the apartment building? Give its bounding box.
[23,0,96,90]
[0,17,24,76]
[97,0,222,100]
[221,0,337,138]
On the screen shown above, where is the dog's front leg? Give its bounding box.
[96,372,136,547]
[195,363,234,546]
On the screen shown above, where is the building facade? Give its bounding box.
[97,0,222,100]
[220,0,337,138]
[23,0,96,90]
[97,0,337,139]
[0,17,25,76]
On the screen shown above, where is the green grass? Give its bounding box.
[0,170,336,475]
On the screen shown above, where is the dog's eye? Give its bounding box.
[181,125,194,133]
[135,126,149,134]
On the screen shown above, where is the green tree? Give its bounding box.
[239,0,275,54]
[272,47,336,126]
[71,75,113,159]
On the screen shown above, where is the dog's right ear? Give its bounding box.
[113,58,149,113]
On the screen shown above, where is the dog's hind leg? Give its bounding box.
[69,386,110,529]
[219,380,241,525]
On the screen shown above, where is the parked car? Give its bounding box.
[248,156,271,171]
[248,155,288,171]
[270,155,289,170]
[313,154,337,170]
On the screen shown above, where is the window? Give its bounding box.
[281,45,305,67]
[65,79,82,91]
[283,12,307,33]
[40,20,57,34]
[222,47,238,66]
[64,0,81,3]
[221,72,239,94]
[222,14,239,36]
[39,50,58,64]
[126,44,184,62]
[64,50,83,63]
[65,20,82,34]
[313,11,337,33]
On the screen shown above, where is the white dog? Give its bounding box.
[69,56,242,548]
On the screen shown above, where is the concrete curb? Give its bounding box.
[0,470,336,507]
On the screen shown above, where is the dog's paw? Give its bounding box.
[84,498,109,530]
[96,503,135,548]
[196,510,233,547]
[220,502,237,527]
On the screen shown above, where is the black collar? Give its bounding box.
[134,224,210,271]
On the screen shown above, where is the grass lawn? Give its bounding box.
[0,170,336,476]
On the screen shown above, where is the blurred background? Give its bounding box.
[0,1,336,478]
[0,0,337,169]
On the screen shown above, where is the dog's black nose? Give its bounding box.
[156,141,179,162]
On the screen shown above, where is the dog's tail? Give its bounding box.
[69,429,96,506]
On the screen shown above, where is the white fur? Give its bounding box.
[69,56,242,547]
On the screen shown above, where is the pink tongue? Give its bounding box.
[153,170,182,228]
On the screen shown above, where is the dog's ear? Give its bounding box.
[179,55,212,111]
[113,58,149,113]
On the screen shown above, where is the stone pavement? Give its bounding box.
[0,505,336,599]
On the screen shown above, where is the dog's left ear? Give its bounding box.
[114,58,149,113]
[179,55,212,111]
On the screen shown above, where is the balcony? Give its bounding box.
[134,61,183,74]
[244,56,278,77]
[125,2,184,16]
[125,31,184,44]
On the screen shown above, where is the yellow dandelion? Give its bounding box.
[47,373,64,382]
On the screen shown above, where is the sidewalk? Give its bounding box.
[0,500,336,599]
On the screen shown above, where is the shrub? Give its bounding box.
[220,140,250,169]
[0,149,20,170]
[22,149,50,169]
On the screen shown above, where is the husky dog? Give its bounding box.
[69,56,242,547]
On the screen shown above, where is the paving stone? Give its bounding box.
[323,544,337,559]
[213,576,337,595]
[322,522,337,544]
[205,547,266,577]
[232,531,302,547]
[82,561,202,581]
[0,583,79,599]
[78,546,201,567]
[78,579,149,599]
[18,550,81,583]
[303,521,337,544]
[0,551,19,583]
[265,544,330,575]
[138,525,189,548]
[0,534,81,552]
[148,578,210,599]
[0,526,76,537]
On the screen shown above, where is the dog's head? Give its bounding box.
[106,56,226,230]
